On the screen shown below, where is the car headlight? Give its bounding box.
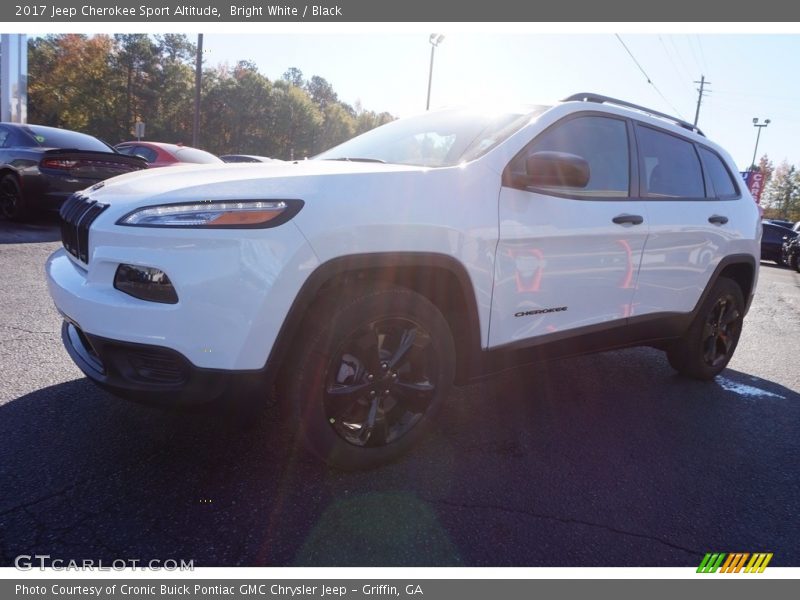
[117,200,303,228]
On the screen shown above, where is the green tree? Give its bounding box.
[315,103,356,153]
[269,80,323,159]
[28,35,119,140]
[150,34,197,143]
[763,160,799,220]
[113,34,160,141]
[281,67,305,88]
[25,35,394,158]
[200,61,275,155]
[306,75,338,110]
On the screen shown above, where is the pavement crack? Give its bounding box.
[430,498,702,557]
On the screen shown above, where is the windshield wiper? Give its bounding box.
[324,157,387,164]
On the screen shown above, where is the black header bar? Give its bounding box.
[1,0,799,22]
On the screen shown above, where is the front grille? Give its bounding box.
[60,194,108,263]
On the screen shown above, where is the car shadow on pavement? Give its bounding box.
[0,215,61,245]
[0,349,797,567]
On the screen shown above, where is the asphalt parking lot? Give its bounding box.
[0,217,798,567]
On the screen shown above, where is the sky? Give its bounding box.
[199,32,800,171]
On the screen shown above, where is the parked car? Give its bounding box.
[47,94,760,469]
[781,235,800,271]
[219,154,281,163]
[0,123,146,220]
[114,142,222,168]
[764,218,796,229]
[761,222,798,264]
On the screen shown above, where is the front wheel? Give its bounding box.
[0,175,28,221]
[667,277,744,380]
[285,286,455,470]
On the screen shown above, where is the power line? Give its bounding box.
[686,35,703,75]
[614,34,685,120]
[695,35,710,76]
[668,35,693,81]
[659,35,694,95]
[615,34,651,82]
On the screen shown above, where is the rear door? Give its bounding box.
[490,113,650,348]
[631,124,748,315]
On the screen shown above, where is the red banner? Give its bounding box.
[741,170,766,204]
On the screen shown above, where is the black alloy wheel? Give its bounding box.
[701,295,741,368]
[324,317,438,448]
[0,175,26,220]
[285,286,455,470]
[667,277,744,380]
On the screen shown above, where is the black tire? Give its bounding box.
[0,175,28,221]
[285,286,455,470]
[667,277,744,380]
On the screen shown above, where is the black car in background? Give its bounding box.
[0,123,147,221]
[764,218,796,230]
[782,235,800,271]
[761,222,799,264]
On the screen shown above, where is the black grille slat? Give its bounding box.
[59,194,108,263]
[128,351,187,384]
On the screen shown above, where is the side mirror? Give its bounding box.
[524,151,590,189]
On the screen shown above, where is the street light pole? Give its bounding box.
[750,117,770,171]
[425,33,444,111]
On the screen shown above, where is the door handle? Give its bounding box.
[612,214,644,225]
[708,215,729,225]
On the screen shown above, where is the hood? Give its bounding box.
[87,160,429,207]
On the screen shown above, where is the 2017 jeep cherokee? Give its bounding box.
[46,94,760,469]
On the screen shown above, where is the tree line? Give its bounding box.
[756,155,800,223]
[27,34,394,159]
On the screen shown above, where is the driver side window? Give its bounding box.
[508,115,630,198]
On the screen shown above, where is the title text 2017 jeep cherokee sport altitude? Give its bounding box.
[46,94,760,469]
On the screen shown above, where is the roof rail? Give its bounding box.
[562,93,705,137]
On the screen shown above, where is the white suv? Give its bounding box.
[46,94,760,469]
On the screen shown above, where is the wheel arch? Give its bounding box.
[0,166,21,183]
[266,252,483,385]
[697,254,757,316]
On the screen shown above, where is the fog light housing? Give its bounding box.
[114,264,178,304]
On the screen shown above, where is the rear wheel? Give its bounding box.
[667,277,744,380]
[285,286,455,470]
[0,175,28,221]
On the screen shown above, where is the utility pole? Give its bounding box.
[693,75,710,128]
[192,33,203,147]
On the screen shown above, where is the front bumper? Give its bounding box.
[61,320,264,405]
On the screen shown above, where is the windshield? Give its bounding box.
[315,107,547,167]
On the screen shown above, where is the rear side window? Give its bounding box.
[131,146,158,162]
[24,125,112,152]
[511,115,630,197]
[699,147,738,198]
[0,127,29,148]
[637,125,705,199]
